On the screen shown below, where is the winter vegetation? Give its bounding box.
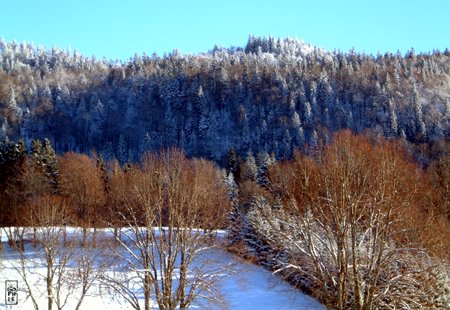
[0,143,323,309]
[0,36,449,164]
[0,228,324,309]
[1,36,449,309]
[1,146,234,309]
[228,131,450,309]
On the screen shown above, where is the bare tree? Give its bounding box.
[103,148,231,310]
[16,195,110,310]
[59,152,106,247]
[251,131,450,309]
[105,160,130,241]
[18,156,54,247]
[16,195,71,310]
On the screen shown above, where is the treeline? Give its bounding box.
[227,131,450,309]
[0,140,233,309]
[0,138,231,245]
[0,36,449,165]
[1,132,449,308]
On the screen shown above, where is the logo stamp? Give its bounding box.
[5,280,18,305]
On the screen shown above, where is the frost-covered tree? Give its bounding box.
[388,98,398,137]
[249,132,450,309]
[290,110,305,147]
[242,151,258,181]
[412,84,426,138]
[30,138,59,193]
[279,129,292,158]
[88,99,105,147]
[0,120,9,141]
[0,36,448,163]
[104,149,232,310]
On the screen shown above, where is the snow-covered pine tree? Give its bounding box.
[243,151,258,182]
[42,138,60,193]
[388,98,398,137]
[412,84,426,139]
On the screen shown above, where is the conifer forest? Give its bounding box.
[0,36,449,309]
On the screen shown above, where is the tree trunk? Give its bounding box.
[8,227,14,247]
[144,272,151,310]
[33,226,37,248]
[63,226,67,245]
[47,257,53,310]
[93,227,97,248]
[82,226,87,248]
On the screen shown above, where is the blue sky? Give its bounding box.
[1,0,449,60]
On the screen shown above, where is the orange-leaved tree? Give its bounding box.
[59,152,106,247]
[250,131,450,309]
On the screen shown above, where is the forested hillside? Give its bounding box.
[1,36,449,164]
[1,36,449,309]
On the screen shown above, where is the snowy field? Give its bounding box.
[0,228,323,309]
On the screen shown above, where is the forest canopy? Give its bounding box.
[0,36,449,165]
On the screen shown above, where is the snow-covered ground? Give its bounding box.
[0,228,323,309]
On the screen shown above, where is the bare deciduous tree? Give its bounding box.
[59,152,106,247]
[251,131,450,309]
[103,148,231,310]
[17,195,71,310]
[16,195,110,310]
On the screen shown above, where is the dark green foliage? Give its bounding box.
[31,138,60,193]
[228,147,238,176]
[0,139,26,227]
[0,139,26,185]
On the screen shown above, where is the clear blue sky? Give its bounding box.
[1,0,449,60]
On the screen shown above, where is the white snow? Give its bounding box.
[0,228,323,309]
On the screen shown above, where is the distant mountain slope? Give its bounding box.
[1,36,449,164]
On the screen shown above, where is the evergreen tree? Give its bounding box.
[42,138,60,193]
[8,86,22,119]
[245,152,258,181]
[163,104,177,146]
[256,151,274,187]
[317,71,334,125]
[88,99,105,147]
[388,98,398,137]
[228,147,239,178]
[309,81,319,123]
[179,129,186,150]
[412,84,426,138]
[238,105,251,151]
[0,120,8,142]
[309,130,319,147]
[31,139,43,166]
[30,138,59,193]
[141,131,152,155]
[279,129,292,159]
[0,36,448,164]
[100,142,114,163]
[290,111,305,147]
[302,101,313,129]
[117,134,128,166]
